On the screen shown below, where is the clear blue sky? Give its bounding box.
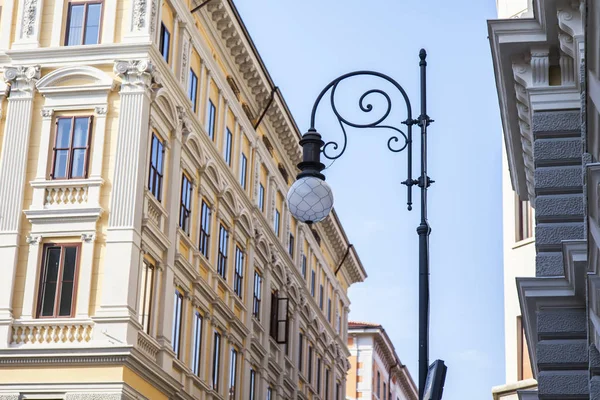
[233,0,505,398]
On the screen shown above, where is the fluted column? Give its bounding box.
[95,60,158,345]
[0,66,39,342]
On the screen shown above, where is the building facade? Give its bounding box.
[0,0,367,399]
[345,322,417,400]
[489,0,600,398]
[492,1,538,399]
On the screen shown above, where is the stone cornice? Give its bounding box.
[488,0,584,201]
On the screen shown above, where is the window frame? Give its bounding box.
[308,345,313,384]
[212,331,221,391]
[138,260,155,334]
[36,242,81,319]
[298,332,304,372]
[188,69,199,112]
[274,209,280,237]
[199,200,212,259]
[192,311,203,376]
[233,246,245,298]
[288,233,294,258]
[229,347,238,399]
[258,183,265,212]
[316,356,322,393]
[224,127,233,166]
[249,369,256,400]
[159,22,171,63]
[179,174,193,234]
[51,116,93,180]
[172,290,184,358]
[217,224,229,280]
[301,255,307,279]
[207,100,216,140]
[252,271,262,320]
[148,133,165,202]
[240,153,248,190]
[310,270,316,297]
[64,1,104,46]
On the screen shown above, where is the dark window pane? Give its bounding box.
[45,248,61,282]
[71,149,87,178]
[62,247,77,281]
[83,3,102,45]
[67,5,85,45]
[58,282,73,316]
[40,282,57,316]
[56,119,72,148]
[73,117,89,147]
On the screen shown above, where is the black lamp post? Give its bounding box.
[287,49,445,398]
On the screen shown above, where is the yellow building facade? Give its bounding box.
[0,0,367,399]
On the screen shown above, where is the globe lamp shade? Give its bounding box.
[287,177,334,224]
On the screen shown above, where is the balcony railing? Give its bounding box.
[10,319,94,346]
[29,178,103,210]
[143,190,168,232]
[136,330,160,361]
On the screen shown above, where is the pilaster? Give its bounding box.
[95,60,158,345]
[124,0,159,43]
[12,0,45,49]
[0,66,39,335]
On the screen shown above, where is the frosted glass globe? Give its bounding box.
[287,177,334,224]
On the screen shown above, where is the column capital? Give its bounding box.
[26,234,42,245]
[40,108,54,119]
[4,65,40,99]
[114,60,161,94]
[81,233,96,243]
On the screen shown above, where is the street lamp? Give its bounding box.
[287,49,444,398]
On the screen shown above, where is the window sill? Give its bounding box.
[512,237,535,249]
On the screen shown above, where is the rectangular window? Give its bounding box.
[249,369,256,400]
[138,261,155,334]
[65,1,102,46]
[308,345,313,384]
[192,311,203,376]
[383,383,387,400]
[325,369,330,400]
[52,116,92,179]
[159,23,170,62]
[229,348,238,398]
[188,69,199,112]
[288,234,295,258]
[240,153,248,189]
[336,382,340,400]
[319,284,324,310]
[267,387,272,400]
[327,299,332,323]
[37,244,80,318]
[179,174,193,234]
[207,100,216,140]
[516,197,533,242]
[199,201,211,258]
[212,331,221,391]
[172,290,183,358]
[224,128,233,166]
[274,209,280,236]
[252,271,262,320]
[377,371,381,396]
[310,270,315,297]
[298,332,304,372]
[234,246,244,298]
[148,134,164,201]
[301,255,307,279]
[317,357,321,393]
[258,184,265,211]
[269,290,278,340]
[217,224,229,279]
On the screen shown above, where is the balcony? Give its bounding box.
[135,330,160,362]
[10,319,94,347]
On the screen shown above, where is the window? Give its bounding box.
[336,382,341,400]
[188,69,199,112]
[224,128,233,166]
[192,311,203,376]
[288,234,294,258]
[308,345,313,384]
[172,290,183,358]
[298,332,304,372]
[516,197,533,242]
[52,116,92,179]
[229,348,238,398]
[234,246,244,298]
[327,298,332,323]
[269,290,278,340]
[212,331,221,391]
[37,244,80,318]
[325,369,330,400]
[249,369,256,400]
[65,1,102,46]
[179,174,193,234]
[207,100,216,140]
[217,224,229,279]
[148,134,164,201]
[240,153,248,189]
[159,23,170,62]
[316,357,321,393]
[252,271,262,320]
[301,255,307,279]
[267,387,272,400]
[377,371,381,396]
[274,209,280,236]
[319,284,324,310]
[258,184,265,211]
[383,383,387,400]
[310,270,315,297]
[138,261,155,334]
[199,201,211,258]
[517,316,533,380]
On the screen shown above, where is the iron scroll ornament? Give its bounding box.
[308,70,415,160]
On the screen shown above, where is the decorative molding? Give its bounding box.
[81,233,96,243]
[21,0,39,38]
[40,108,54,119]
[114,60,160,94]
[26,234,41,245]
[132,0,148,30]
[4,65,41,99]
[94,106,108,116]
